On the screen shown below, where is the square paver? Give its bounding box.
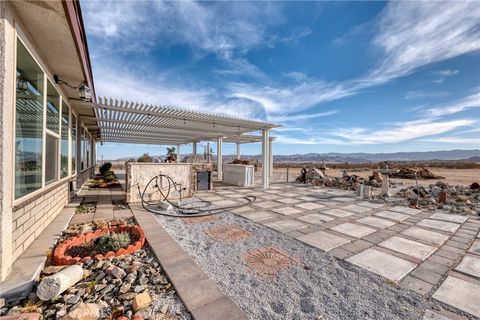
[260,194,283,201]
[331,197,357,203]
[322,208,355,218]
[357,216,396,229]
[375,210,410,221]
[433,276,480,318]
[277,198,302,204]
[299,196,319,202]
[455,255,480,278]
[357,201,385,209]
[330,223,376,238]
[237,210,278,222]
[295,202,325,210]
[379,236,437,260]
[401,226,450,246]
[212,200,240,207]
[272,207,304,215]
[254,201,282,209]
[389,206,422,215]
[264,220,307,233]
[342,204,372,214]
[298,213,334,224]
[469,239,480,255]
[429,213,468,224]
[418,219,460,233]
[347,248,417,282]
[282,192,300,198]
[296,231,350,251]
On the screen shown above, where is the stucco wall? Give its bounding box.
[0,1,16,281]
[126,163,193,203]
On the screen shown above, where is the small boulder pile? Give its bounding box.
[397,181,480,215]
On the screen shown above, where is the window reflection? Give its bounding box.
[15,40,44,199]
[61,101,69,178]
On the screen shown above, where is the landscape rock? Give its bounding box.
[0,313,42,320]
[37,265,84,301]
[64,303,100,320]
[132,292,152,312]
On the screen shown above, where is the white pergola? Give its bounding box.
[76,96,280,188]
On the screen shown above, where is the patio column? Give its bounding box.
[192,141,197,159]
[236,143,241,160]
[176,144,181,162]
[269,138,273,177]
[217,137,223,181]
[262,129,270,189]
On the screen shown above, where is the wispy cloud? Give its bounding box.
[275,135,346,145]
[421,137,480,144]
[364,1,480,85]
[268,110,338,122]
[426,92,480,117]
[331,119,476,144]
[404,90,450,100]
[435,69,459,77]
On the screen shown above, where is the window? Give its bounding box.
[45,81,60,185]
[46,81,60,133]
[15,39,44,199]
[45,134,58,183]
[81,127,85,170]
[72,114,76,174]
[60,100,69,178]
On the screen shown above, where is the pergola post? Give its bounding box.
[236,143,241,160]
[269,138,273,178]
[217,137,223,181]
[262,129,270,189]
[192,141,197,159]
[176,144,181,162]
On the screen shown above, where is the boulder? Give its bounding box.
[37,265,84,301]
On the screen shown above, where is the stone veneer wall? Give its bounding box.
[11,183,69,262]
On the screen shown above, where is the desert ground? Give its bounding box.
[273,166,480,186]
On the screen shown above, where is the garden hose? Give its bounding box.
[137,174,256,218]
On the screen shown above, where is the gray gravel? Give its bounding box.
[153,209,435,320]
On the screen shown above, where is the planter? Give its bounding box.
[53,225,145,265]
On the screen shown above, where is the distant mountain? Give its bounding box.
[113,149,480,163]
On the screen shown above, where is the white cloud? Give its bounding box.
[422,137,480,144]
[268,110,337,122]
[365,1,480,84]
[426,92,480,117]
[435,69,459,77]
[404,90,450,100]
[275,135,346,145]
[332,119,476,144]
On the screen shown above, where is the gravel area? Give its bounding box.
[154,210,436,320]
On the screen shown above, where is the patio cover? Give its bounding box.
[78,96,279,145]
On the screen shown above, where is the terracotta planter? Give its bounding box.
[53,225,145,265]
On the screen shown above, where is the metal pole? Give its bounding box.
[236,143,241,160]
[287,167,289,182]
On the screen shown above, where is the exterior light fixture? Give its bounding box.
[54,74,92,102]
[79,82,92,102]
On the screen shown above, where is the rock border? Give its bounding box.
[53,225,145,265]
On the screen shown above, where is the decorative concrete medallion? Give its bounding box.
[205,224,251,242]
[245,246,299,277]
[181,215,219,224]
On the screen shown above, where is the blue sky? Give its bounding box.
[80,1,480,159]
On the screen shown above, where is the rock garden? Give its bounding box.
[88,163,121,189]
[1,218,190,320]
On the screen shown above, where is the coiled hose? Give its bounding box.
[137,174,256,218]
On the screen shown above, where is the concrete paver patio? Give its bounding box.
[198,180,480,319]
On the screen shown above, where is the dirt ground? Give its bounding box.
[274,167,480,187]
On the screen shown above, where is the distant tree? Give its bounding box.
[137,153,153,162]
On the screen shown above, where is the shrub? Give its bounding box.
[95,232,131,253]
[137,153,153,162]
[99,162,112,175]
